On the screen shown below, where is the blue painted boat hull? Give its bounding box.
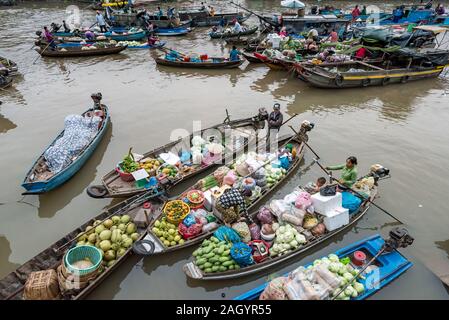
[104,31,147,41]
[233,234,413,300]
[155,27,191,36]
[21,107,110,194]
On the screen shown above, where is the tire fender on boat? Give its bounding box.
[382,77,390,86]
[132,239,156,255]
[334,73,343,87]
[86,185,108,198]
[361,78,371,87]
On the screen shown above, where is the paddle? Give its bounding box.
[288,125,404,224]
[32,40,53,64]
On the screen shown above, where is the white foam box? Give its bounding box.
[203,190,214,212]
[311,192,342,216]
[323,207,349,232]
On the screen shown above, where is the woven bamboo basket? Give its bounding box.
[23,269,60,300]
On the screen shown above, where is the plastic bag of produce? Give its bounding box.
[311,270,333,298]
[213,166,230,184]
[249,223,261,240]
[283,188,302,204]
[284,278,320,300]
[178,222,203,240]
[213,226,241,243]
[295,192,312,210]
[191,136,205,147]
[315,264,341,289]
[236,162,250,177]
[257,207,274,224]
[202,222,219,233]
[232,222,251,243]
[182,214,196,227]
[260,277,288,300]
[223,170,237,186]
[269,199,289,219]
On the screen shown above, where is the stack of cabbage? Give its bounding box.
[265,166,286,188]
[312,254,365,300]
[117,41,145,47]
[270,223,307,257]
[76,215,139,268]
[193,237,240,273]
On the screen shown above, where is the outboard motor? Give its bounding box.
[311,6,318,15]
[384,228,414,253]
[368,164,390,183]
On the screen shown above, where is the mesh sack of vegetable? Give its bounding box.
[213,226,241,243]
[230,242,254,267]
[260,276,288,300]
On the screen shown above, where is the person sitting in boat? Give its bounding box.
[361,5,367,16]
[200,2,206,11]
[307,28,319,42]
[325,156,358,188]
[392,6,404,23]
[317,48,335,62]
[279,26,288,37]
[435,3,445,14]
[351,5,361,22]
[325,28,339,43]
[85,30,95,41]
[218,17,227,31]
[209,6,216,16]
[305,177,327,194]
[354,46,369,60]
[305,38,319,53]
[229,45,241,61]
[145,21,155,33]
[147,34,159,46]
[62,20,71,33]
[50,22,61,33]
[233,19,243,33]
[43,26,57,49]
[167,7,175,19]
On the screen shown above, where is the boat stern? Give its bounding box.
[183,262,204,279]
[21,181,48,194]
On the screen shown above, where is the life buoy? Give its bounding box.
[334,73,343,87]
[381,77,390,86]
[401,75,409,83]
[361,78,371,87]
[86,185,108,198]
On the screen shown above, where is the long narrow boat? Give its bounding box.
[233,233,413,300]
[136,131,313,256]
[155,27,191,36]
[155,57,244,69]
[209,26,258,39]
[35,45,127,58]
[55,41,166,50]
[183,180,377,280]
[242,50,264,63]
[21,101,110,194]
[0,56,18,75]
[183,173,383,280]
[0,191,164,300]
[178,10,249,27]
[103,30,147,41]
[296,60,448,88]
[88,113,266,198]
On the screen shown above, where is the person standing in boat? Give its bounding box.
[351,5,361,22]
[266,103,283,146]
[43,26,56,49]
[326,156,358,188]
[62,20,71,33]
[96,10,108,33]
[156,6,163,19]
[361,5,367,16]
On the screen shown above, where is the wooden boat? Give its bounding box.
[183,178,382,280]
[225,35,262,47]
[0,56,18,75]
[155,57,244,69]
[136,133,313,256]
[296,60,447,88]
[233,233,413,300]
[55,41,165,50]
[0,190,165,300]
[155,27,191,36]
[22,103,110,194]
[104,30,147,41]
[35,45,127,57]
[210,26,258,39]
[253,52,300,70]
[178,10,249,27]
[242,50,264,63]
[106,11,192,28]
[89,113,267,198]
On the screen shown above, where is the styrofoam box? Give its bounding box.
[323,207,349,232]
[311,192,342,216]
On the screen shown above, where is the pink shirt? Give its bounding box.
[330,31,338,42]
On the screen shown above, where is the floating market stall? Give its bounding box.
[183,164,391,280]
[156,50,244,69]
[209,26,258,39]
[234,230,414,300]
[88,112,267,198]
[0,191,164,300]
[133,121,314,256]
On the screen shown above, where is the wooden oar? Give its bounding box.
[32,41,53,64]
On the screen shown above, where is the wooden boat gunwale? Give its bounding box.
[36,45,128,57]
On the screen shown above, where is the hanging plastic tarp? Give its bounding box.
[44,114,102,173]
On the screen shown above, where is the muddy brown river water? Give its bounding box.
[1,1,449,299]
